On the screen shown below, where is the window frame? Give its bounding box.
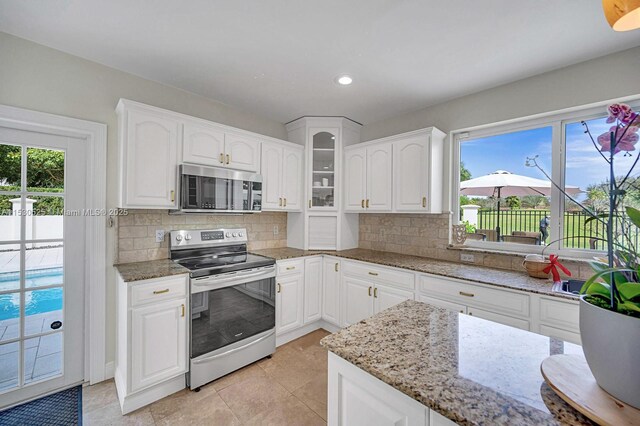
[451,96,640,259]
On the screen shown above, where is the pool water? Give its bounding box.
[0,268,63,321]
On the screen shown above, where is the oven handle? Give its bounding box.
[192,330,275,365]
[192,266,275,289]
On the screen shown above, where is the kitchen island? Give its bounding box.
[320,300,593,426]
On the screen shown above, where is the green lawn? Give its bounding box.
[474,209,618,250]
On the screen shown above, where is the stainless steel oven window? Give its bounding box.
[191,276,276,358]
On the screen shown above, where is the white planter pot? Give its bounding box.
[579,295,640,409]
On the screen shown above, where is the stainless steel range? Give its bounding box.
[169,228,276,391]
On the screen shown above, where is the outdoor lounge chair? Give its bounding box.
[465,233,486,241]
[511,231,542,245]
[503,235,540,245]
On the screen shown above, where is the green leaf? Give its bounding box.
[618,283,640,301]
[618,300,640,314]
[626,206,640,228]
[581,267,633,295]
[584,282,612,299]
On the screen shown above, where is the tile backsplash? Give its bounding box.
[116,210,287,264]
[359,213,592,279]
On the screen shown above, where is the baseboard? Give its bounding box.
[104,361,115,380]
[116,373,185,415]
[276,320,341,346]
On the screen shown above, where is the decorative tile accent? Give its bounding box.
[116,210,288,264]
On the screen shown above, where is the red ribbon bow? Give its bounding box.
[543,255,571,282]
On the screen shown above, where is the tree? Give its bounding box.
[505,195,521,210]
[460,161,471,182]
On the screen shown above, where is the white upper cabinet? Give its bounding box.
[344,147,367,211]
[393,129,445,213]
[309,129,339,210]
[366,143,392,211]
[261,143,284,210]
[343,142,392,212]
[282,147,303,211]
[261,141,303,212]
[182,121,225,167]
[118,105,180,208]
[225,133,261,172]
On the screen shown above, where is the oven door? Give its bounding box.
[190,266,276,359]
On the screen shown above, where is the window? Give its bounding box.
[454,99,640,256]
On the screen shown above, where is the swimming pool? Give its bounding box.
[0,268,63,321]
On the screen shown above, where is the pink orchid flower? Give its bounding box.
[606,103,638,125]
[598,125,639,154]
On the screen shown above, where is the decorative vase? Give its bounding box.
[451,224,467,245]
[579,295,640,409]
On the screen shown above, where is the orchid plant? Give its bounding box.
[527,103,640,317]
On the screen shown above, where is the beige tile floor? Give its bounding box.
[83,329,330,425]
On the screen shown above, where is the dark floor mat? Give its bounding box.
[0,385,82,426]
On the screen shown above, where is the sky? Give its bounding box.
[460,116,638,201]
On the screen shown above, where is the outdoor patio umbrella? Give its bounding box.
[459,170,582,241]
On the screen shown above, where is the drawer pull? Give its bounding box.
[368,286,372,297]
[279,197,283,207]
[469,311,473,316]
[374,288,378,298]
[219,153,224,163]
[361,199,365,208]
[226,154,230,164]
[309,200,312,208]
[284,198,287,207]
[422,196,427,208]
[277,283,282,293]
[335,262,339,272]
[286,266,296,271]
[368,272,379,276]
[366,199,370,208]
[459,291,475,297]
[181,304,185,317]
[153,288,170,295]
[170,190,175,203]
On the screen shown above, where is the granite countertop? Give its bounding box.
[114,259,189,282]
[321,300,593,426]
[251,248,575,300]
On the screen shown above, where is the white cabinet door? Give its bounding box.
[261,143,283,210]
[329,353,427,426]
[393,136,428,212]
[366,143,392,212]
[276,273,304,334]
[182,121,225,166]
[430,410,457,426]
[342,275,373,326]
[344,147,367,211]
[130,298,187,392]
[304,257,323,324]
[282,147,303,211]
[124,109,179,208]
[224,133,261,172]
[322,258,341,326]
[374,284,414,314]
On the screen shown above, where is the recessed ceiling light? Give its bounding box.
[335,75,353,86]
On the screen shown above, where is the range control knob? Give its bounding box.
[226,232,231,238]
[185,234,192,241]
[176,235,183,242]
[232,232,238,237]
[239,232,244,237]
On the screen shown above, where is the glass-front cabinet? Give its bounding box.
[310,130,338,210]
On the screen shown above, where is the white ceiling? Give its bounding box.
[1,1,640,125]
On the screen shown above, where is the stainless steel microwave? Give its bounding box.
[173,165,262,213]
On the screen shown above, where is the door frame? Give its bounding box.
[0,104,107,385]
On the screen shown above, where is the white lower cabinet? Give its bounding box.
[374,284,414,314]
[329,352,454,426]
[323,258,341,326]
[467,307,530,331]
[304,257,323,324]
[276,259,305,335]
[130,298,187,392]
[418,295,467,314]
[115,274,189,414]
[342,275,375,326]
